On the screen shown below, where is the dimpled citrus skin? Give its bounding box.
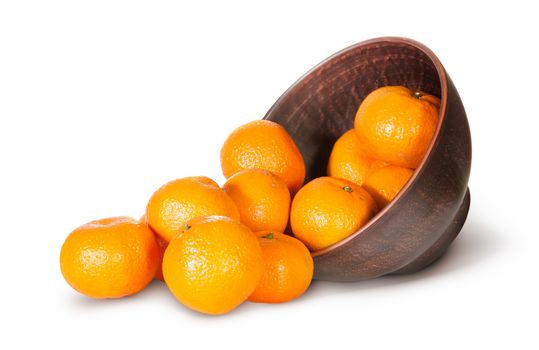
[363,165,414,208]
[290,177,378,251]
[146,176,240,242]
[60,216,160,299]
[220,120,306,194]
[223,169,291,232]
[354,86,440,169]
[162,216,264,315]
[327,129,388,185]
[248,231,313,304]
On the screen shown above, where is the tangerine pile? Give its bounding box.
[60,86,439,315]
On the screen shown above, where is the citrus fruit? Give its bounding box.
[146,176,239,242]
[354,86,439,168]
[220,120,306,194]
[290,177,377,251]
[60,216,160,298]
[248,231,313,303]
[327,129,388,185]
[363,165,414,208]
[223,169,290,232]
[162,216,264,315]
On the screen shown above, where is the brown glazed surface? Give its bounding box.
[264,37,472,282]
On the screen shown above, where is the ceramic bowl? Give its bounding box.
[264,37,471,281]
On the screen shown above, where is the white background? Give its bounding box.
[1,1,538,349]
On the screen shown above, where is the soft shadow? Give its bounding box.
[66,279,175,308]
[419,216,502,274]
[66,279,270,319]
[302,216,503,298]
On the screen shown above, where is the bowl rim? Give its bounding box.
[269,36,448,257]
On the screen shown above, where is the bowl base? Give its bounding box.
[390,187,471,275]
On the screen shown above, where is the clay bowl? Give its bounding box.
[264,37,471,282]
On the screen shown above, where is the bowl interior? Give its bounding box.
[264,38,443,183]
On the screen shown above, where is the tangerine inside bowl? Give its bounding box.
[264,37,471,282]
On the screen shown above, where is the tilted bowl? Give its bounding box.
[264,37,472,282]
